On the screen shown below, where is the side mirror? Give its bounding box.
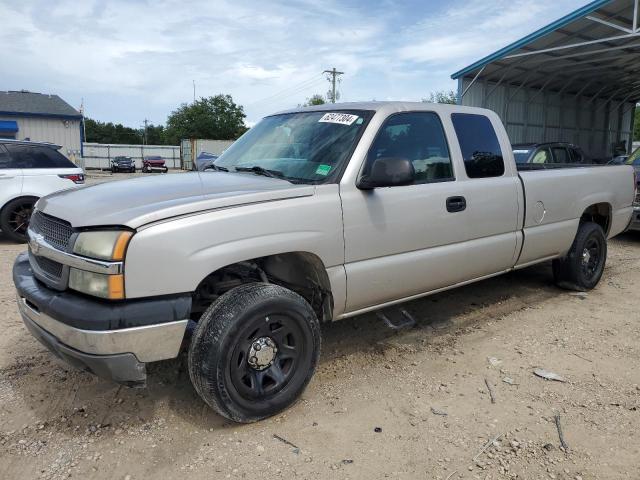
[357,157,415,190]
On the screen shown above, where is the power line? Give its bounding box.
[246,73,325,107]
[253,77,327,107]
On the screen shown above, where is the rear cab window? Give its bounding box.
[5,144,76,168]
[451,113,505,178]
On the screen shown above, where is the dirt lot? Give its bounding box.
[0,184,639,479]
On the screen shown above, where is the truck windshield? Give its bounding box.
[214,110,373,183]
[625,147,640,165]
[513,148,533,163]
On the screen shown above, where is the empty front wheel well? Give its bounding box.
[580,203,611,235]
[191,252,334,323]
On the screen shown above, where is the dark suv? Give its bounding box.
[512,142,591,165]
[111,156,135,173]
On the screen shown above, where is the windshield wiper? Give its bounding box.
[235,165,287,180]
[203,164,229,172]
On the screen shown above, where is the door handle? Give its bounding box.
[446,196,466,213]
[0,175,15,180]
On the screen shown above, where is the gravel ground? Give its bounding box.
[0,179,638,479]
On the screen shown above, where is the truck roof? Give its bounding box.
[275,101,495,117]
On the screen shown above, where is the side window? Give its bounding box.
[569,147,583,163]
[366,112,453,184]
[0,145,14,169]
[5,145,75,168]
[551,147,570,164]
[531,148,551,164]
[451,113,505,178]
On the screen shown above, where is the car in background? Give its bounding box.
[193,151,218,171]
[0,139,84,243]
[111,156,136,173]
[142,156,168,173]
[608,155,628,165]
[623,146,640,171]
[512,142,591,165]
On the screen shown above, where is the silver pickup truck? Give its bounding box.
[13,102,636,423]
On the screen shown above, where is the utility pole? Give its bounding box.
[143,118,149,145]
[323,67,344,103]
[193,80,196,103]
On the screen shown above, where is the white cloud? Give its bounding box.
[0,0,587,127]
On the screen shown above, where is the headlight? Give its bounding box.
[69,269,124,300]
[73,231,132,261]
[70,230,132,299]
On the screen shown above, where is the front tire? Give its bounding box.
[553,221,607,291]
[188,283,321,423]
[0,196,38,243]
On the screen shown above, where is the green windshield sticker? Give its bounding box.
[315,164,332,176]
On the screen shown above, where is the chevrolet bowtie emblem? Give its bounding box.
[29,233,44,255]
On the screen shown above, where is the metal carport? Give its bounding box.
[452,0,639,160]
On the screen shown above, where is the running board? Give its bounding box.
[376,308,417,330]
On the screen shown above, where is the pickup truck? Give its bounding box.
[13,102,636,423]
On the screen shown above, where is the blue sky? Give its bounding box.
[0,0,588,128]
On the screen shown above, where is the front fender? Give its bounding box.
[123,185,344,299]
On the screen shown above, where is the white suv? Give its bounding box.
[0,140,84,242]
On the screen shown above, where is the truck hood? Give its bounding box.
[37,172,315,229]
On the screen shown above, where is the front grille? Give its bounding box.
[34,255,64,280]
[30,211,74,251]
[635,191,640,206]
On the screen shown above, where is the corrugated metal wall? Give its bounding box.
[459,78,635,159]
[0,116,82,162]
[81,143,180,170]
[180,139,235,170]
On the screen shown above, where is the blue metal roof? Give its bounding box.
[0,120,18,133]
[451,0,613,79]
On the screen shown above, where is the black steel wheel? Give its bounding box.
[553,221,607,291]
[0,196,38,243]
[188,283,321,423]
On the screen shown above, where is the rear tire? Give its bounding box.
[0,196,38,243]
[188,283,321,423]
[553,221,607,291]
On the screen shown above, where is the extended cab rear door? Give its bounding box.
[340,108,522,315]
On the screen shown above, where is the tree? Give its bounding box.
[423,90,458,105]
[143,124,166,145]
[84,118,143,144]
[302,94,326,106]
[164,94,247,144]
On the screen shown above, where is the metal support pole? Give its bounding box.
[460,66,486,101]
[628,105,636,153]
